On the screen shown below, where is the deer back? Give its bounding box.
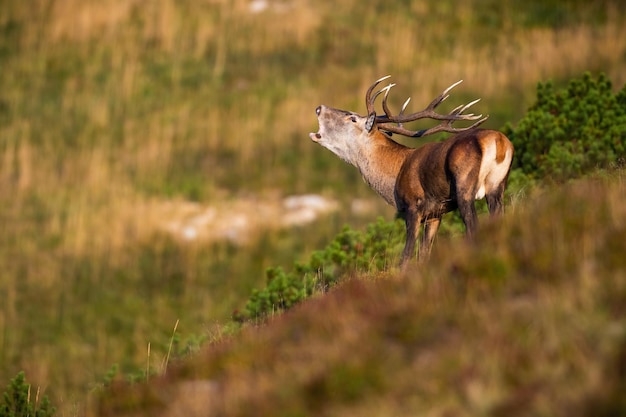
[396,129,513,213]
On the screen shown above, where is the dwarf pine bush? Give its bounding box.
[0,372,55,417]
[239,218,405,320]
[504,72,626,180]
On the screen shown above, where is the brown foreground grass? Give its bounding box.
[94,174,626,416]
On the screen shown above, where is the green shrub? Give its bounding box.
[504,72,626,181]
[238,218,405,320]
[0,372,55,417]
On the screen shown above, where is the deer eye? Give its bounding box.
[350,116,357,123]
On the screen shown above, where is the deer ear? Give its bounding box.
[365,112,376,132]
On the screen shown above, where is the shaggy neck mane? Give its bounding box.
[355,132,411,207]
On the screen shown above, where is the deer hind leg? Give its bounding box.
[457,198,478,237]
[486,180,507,217]
[454,186,478,237]
[452,177,479,238]
[486,188,504,216]
[399,209,422,268]
[418,217,441,261]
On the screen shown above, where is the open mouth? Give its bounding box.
[309,106,324,142]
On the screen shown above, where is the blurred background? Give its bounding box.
[1,0,625,414]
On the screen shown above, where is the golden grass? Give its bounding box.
[6,1,622,198]
[6,1,626,198]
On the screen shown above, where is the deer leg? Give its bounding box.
[400,210,422,268]
[486,183,506,216]
[452,173,479,237]
[418,217,441,261]
[457,198,478,237]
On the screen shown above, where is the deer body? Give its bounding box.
[310,77,514,266]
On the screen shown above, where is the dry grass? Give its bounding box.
[3,0,625,245]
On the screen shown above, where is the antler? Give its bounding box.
[365,77,488,138]
[365,75,393,115]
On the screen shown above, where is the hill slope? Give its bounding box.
[95,175,626,417]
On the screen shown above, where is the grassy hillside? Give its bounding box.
[1,0,626,415]
[95,174,626,416]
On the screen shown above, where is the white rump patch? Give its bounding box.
[475,141,513,200]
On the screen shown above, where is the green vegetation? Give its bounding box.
[240,218,405,320]
[1,372,55,417]
[0,0,625,416]
[505,72,626,180]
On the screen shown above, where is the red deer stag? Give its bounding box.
[309,76,514,267]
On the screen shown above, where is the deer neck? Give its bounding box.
[355,133,412,208]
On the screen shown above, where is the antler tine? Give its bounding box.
[400,97,411,114]
[371,84,394,103]
[365,75,391,115]
[368,83,395,119]
[452,98,481,118]
[418,79,463,113]
[380,83,396,117]
[442,79,464,98]
[390,97,412,130]
[386,97,412,132]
